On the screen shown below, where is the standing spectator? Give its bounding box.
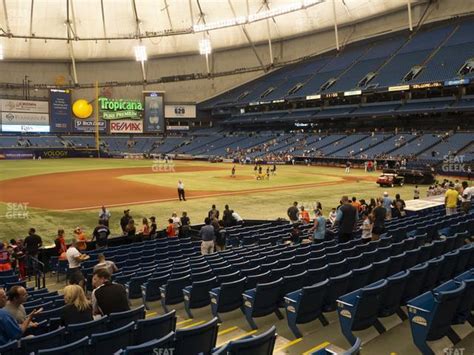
[7,240,18,273]
[208,205,220,220]
[445,183,459,215]
[461,181,473,214]
[54,229,67,260]
[14,240,26,280]
[177,180,186,201]
[149,216,157,237]
[393,194,406,218]
[126,219,136,239]
[91,268,129,316]
[93,254,118,274]
[368,198,377,214]
[215,224,227,252]
[92,220,110,249]
[140,218,151,239]
[61,284,93,326]
[334,196,358,243]
[222,205,233,227]
[360,213,373,243]
[120,210,131,234]
[371,198,387,240]
[66,239,88,287]
[287,202,299,224]
[351,197,361,212]
[0,244,11,272]
[200,218,215,255]
[309,209,326,243]
[382,192,393,220]
[345,161,351,173]
[231,210,243,225]
[24,228,42,276]
[171,213,181,236]
[299,206,310,224]
[166,219,177,238]
[73,227,88,251]
[328,208,337,226]
[98,206,111,227]
[414,185,420,200]
[180,212,191,238]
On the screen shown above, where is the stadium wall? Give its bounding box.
[0,0,473,104]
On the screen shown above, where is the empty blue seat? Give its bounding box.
[245,271,271,290]
[0,340,18,355]
[453,244,473,275]
[135,310,176,345]
[369,258,390,283]
[378,270,410,321]
[308,255,327,269]
[345,255,362,271]
[126,274,152,300]
[35,306,65,322]
[438,249,459,283]
[192,270,214,282]
[323,271,352,312]
[327,259,347,278]
[417,243,434,263]
[90,322,135,354]
[453,269,474,325]
[278,271,308,307]
[407,281,466,355]
[141,274,170,309]
[338,279,388,345]
[174,317,219,355]
[209,277,247,322]
[160,275,192,312]
[108,306,145,330]
[37,336,89,355]
[67,316,109,342]
[212,325,276,355]
[290,261,308,274]
[431,239,447,258]
[401,262,429,306]
[183,277,219,318]
[284,279,329,338]
[403,247,421,269]
[116,332,175,355]
[348,264,373,292]
[242,278,284,329]
[306,265,329,285]
[387,253,406,276]
[422,256,445,292]
[375,245,392,262]
[21,327,66,355]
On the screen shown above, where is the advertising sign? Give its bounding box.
[1,112,49,125]
[164,104,196,119]
[99,97,143,120]
[50,89,72,132]
[0,99,49,113]
[110,120,143,134]
[74,118,107,133]
[1,124,50,133]
[144,92,165,133]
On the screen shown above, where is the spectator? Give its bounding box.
[166,218,177,238]
[171,213,181,235]
[24,228,42,276]
[382,192,393,219]
[351,197,361,211]
[91,268,130,316]
[310,209,326,242]
[180,212,191,238]
[54,229,67,260]
[287,202,299,223]
[7,240,18,273]
[120,210,131,234]
[299,206,310,224]
[371,198,387,240]
[149,216,157,237]
[414,185,420,200]
[461,181,473,214]
[126,219,136,239]
[140,218,151,239]
[334,196,358,243]
[231,210,243,225]
[13,240,26,280]
[215,223,227,252]
[393,193,406,218]
[98,206,111,227]
[200,218,215,255]
[92,220,110,249]
[5,286,40,327]
[360,213,373,243]
[66,239,88,287]
[61,284,93,326]
[177,180,186,201]
[93,254,118,274]
[289,224,302,244]
[0,288,39,346]
[73,227,88,251]
[328,208,337,226]
[0,243,11,272]
[222,205,234,227]
[208,205,220,220]
[445,183,459,215]
[368,198,376,214]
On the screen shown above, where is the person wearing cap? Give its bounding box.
[177,180,186,201]
[120,210,131,234]
[382,192,393,220]
[445,183,459,215]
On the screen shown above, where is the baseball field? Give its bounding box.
[0,158,423,245]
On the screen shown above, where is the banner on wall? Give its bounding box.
[1,124,50,133]
[143,91,165,132]
[165,104,196,118]
[110,120,143,134]
[0,99,49,113]
[73,118,107,133]
[49,89,72,132]
[1,112,49,125]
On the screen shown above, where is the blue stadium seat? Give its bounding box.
[401,262,429,306]
[403,247,421,269]
[438,249,459,283]
[290,261,308,274]
[306,265,329,285]
[242,278,284,329]
[348,264,373,292]
[212,325,276,355]
[369,258,391,283]
[126,274,151,300]
[174,317,219,355]
[378,270,410,321]
[284,279,329,338]
[67,316,109,342]
[453,244,473,275]
[345,255,362,271]
[422,256,445,292]
[407,281,466,355]
[89,322,135,355]
[160,275,192,312]
[375,245,392,262]
[387,253,406,276]
[35,306,65,322]
[431,239,447,258]
[278,271,308,307]
[338,279,388,345]
[217,270,241,284]
[37,336,89,355]
[141,273,170,310]
[209,277,247,322]
[323,271,352,312]
[192,270,214,282]
[134,310,177,345]
[0,340,19,355]
[245,271,271,290]
[108,306,146,330]
[21,327,66,355]
[327,259,347,277]
[183,277,219,318]
[116,332,175,355]
[453,269,474,325]
[418,243,434,263]
[308,255,327,269]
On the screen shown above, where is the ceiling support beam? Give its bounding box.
[100,0,108,40]
[227,0,266,71]
[131,0,147,82]
[407,0,413,32]
[66,0,78,85]
[332,0,340,51]
[2,0,11,34]
[29,0,34,37]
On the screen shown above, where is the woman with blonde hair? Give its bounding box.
[61,284,93,325]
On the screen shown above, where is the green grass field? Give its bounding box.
[0,158,426,246]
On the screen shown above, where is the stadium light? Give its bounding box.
[193,0,325,33]
[134,45,147,62]
[0,44,4,60]
[199,38,212,55]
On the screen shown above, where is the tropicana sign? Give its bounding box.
[98,97,143,120]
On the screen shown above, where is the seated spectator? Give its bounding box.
[61,284,93,326]
[290,224,302,244]
[0,243,12,272]
[92,220,110,249]
[4,286,40,327]
[166,218,177,238]
[0,288,39,346]
[93,254,118,274]
[54,229,67,260]
[200,218,215,255]
[91,268,130,316]
[328,208,337,226]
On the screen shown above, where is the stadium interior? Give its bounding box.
[0,0,473,354]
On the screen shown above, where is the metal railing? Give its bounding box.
[29,256,46,289]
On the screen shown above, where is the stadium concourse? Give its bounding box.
[1,0,474,353]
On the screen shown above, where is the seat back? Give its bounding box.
[351,280,388,331]
[217,271,241,284]
[37,336,89,355]
[188,277,218,307]
[327,259,347,278]
[108,306,146,330]
[403,247,421,269]
[174,317,219,355]
[220,325,276,355]
[348,264,373,292]
[120,332,175,355]
[135,310,177,345]
[293,279,329,323]
[246,271,271,290]
[422,256,445,292]
[387,253,406,276]
[402,263,429,304]
[67,316,109,342]
[90,322,135,354]
[281,271,308,298]
[21,327,66,354]
[369,258,390,283]
[438,250,459,282]
[324,271,352,312]
[306,265,328,285]
[163,275,191,305]
[215,278,247,313]
[249,279,283,317]
[379,270,409,317]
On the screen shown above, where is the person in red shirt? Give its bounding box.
[166,219,177,238]
[299,206,310,224]
[55,229,67,260]
[0,242,12,272]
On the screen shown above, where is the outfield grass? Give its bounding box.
[0,158,428,245]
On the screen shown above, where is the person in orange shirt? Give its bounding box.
[73,227,88,251]
[299,206,310,224]
[166,218,177,238]
[351,197,362,211]
[54,229,67,260]
[0,242,12,272]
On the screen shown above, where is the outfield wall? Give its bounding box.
[0,148,100,160]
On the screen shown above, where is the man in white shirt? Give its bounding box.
[177,180,186,201]
[66,239,88,287]
[231,210,243,225]
[461,181,473,214]
[98,206,111,227]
